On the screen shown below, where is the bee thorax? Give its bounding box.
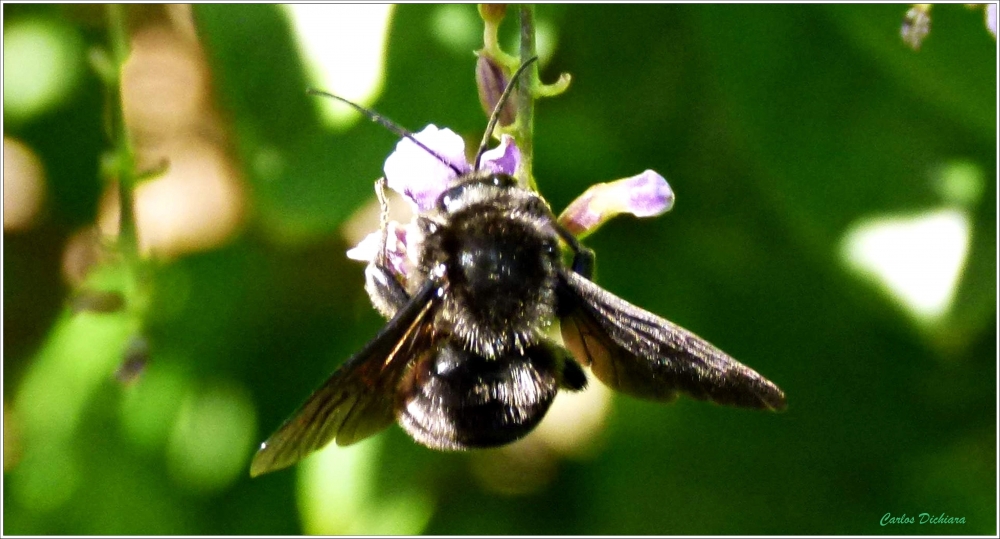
[417,199,560,358]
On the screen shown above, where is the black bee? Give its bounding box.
[249,59,786,477]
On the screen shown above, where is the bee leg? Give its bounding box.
[364,178,410,319]
[555,223,595,279]
[561,356,588,391]
[374,177,392,266]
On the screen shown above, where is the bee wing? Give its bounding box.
[558,270,786,411]
[250,281,439,477]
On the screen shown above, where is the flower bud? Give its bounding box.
[478,4,507,25]
[476,54,516,127]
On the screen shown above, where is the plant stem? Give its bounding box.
[104,4,148,318]
[106,4,138,260]
[516,4,538,191]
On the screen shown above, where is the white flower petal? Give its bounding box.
[383,125,470,211]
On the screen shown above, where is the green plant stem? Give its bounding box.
[106,4,138,260]
[104,4,147,317]
[516,4,538,191]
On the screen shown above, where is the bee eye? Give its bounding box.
[438,194,453,210]
[490,174,516,188]
[437,185,465,212]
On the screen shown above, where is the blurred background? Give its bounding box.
[3,4,996,535]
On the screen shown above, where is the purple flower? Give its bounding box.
[349,126,673,275]
[557,170,674,238]
[478,134,520,176]
[380,125,520,212]
[383,125,470,212]
[349,125,522,278]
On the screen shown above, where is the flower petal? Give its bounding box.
[558,170,674,238]
[383,125,470,211]
[478,134,520,176]
[346,221,415,277]
[346,230,383,263]
[625,169,675,217]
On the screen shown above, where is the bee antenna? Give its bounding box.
[306,89,466,176]
[472,56,539,171]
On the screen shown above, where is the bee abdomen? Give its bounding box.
[396,344,561,450]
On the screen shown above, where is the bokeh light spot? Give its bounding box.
[3,17,83,122]
[501,14,559,65]
[431,5,480,54]
[121,27,208,136]
[9,308,133,514]
[3,136,47,231]
[932,160,985,209]
[533,375,611,458]
[4,401,22,472]
[98,140,246,259]
[533,17,559,65]
[9,440,80,513]
[166,381,257,494]
[360,490,435,535]
[841,208,971,323]
[298,436,434,534]
[298,438,380,534]
[120,361,189,451]
[15,309,135,443]
[470,438,558,496]
[283,4,394,130]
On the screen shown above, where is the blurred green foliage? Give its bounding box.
[3,4,996,535]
